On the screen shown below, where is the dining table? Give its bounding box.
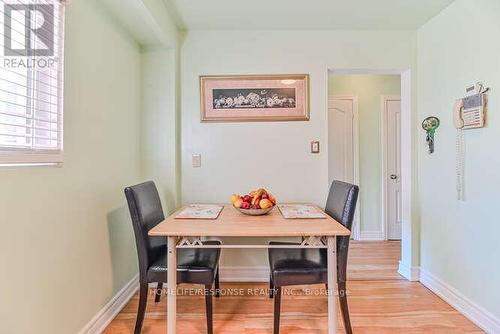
[148,203,351,334]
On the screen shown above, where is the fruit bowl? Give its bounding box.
[231,188,276,216]
[237,206,274,216]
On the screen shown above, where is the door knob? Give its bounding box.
[390,174,398,180]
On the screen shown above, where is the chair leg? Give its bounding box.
[205,284,214,334]
[154,282,163,303]
[338,281,353,334]
[134,282,148,334]
[273,287,281,334]
[269,275,274,299]
[214,268,220,298]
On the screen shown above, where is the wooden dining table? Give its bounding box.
[149,204,351,334]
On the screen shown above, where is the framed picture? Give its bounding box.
[200,74,309,122]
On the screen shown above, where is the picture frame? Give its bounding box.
[200,74,309,122]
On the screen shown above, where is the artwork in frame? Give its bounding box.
[200,74,309,122]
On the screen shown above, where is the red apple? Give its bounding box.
[243,195,252,203]
[241,202,251,209]
[251,204,260,209]
[261,193,269,199]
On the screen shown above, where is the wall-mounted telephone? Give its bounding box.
[454,82,489,200]
[454,83,487,130]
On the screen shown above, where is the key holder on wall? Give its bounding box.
[422,116,440,154]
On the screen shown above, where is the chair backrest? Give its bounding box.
[124,181,166,278]
[324,180,359,282]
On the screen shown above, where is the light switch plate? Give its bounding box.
[311,141,320,154]
[192,154,201,168]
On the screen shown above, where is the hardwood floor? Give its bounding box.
[347,241,403,281]
[104,241,482,333]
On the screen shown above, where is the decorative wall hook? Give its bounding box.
[422,116,440,154]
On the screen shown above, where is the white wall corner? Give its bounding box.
[220,266,270,282]
[99,0,178,48]
[397,261,420,281]
[419,268,500,333]
[359,231,385,241]
[78,273,139,334]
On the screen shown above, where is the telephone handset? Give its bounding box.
[454,99,464,129]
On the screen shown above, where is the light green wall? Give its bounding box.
[329,75,401,235]
[0,1,143,333]
[181,30,417,268]
[141,48,181,213]
[418,0,500,321]
[139,1,182,213]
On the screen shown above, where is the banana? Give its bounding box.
[251,188,265,205]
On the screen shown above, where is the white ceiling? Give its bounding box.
[165,0,455,30]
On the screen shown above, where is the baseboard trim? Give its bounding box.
[419,268,500,333]
[397,261,420,281]
[359,231,385,241]
[78,273,139,334]
[220,266,269,282]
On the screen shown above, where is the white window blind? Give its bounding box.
[0,0,65,165]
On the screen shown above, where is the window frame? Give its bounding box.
[0,0,65,166]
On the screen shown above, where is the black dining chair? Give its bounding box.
[268,180,359,334]
[125,181,221,334]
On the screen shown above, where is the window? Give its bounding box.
[0,0,65,165]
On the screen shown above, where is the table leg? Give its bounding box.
[167,236,177,334]
[327,236,337,334]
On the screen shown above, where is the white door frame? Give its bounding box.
[327,68,416,281]
[328,95,361,240]
[381,95,401,240]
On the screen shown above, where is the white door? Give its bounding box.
[328,97,359,238]
[384,97,402,240]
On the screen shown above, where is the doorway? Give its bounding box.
[328,95,360,240]
[328,74,401,241]
[382,95,402,240]
[328,70,412,281]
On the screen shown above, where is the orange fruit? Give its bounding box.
[230,194,241,203]
[233,199,244,208]
[259,199,273,209]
